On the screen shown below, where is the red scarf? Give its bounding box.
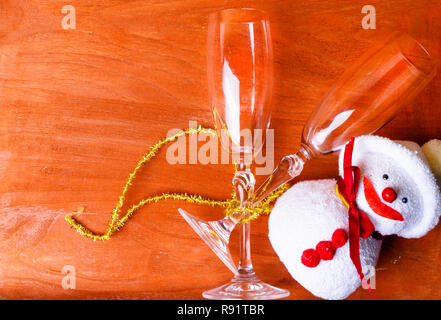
[336,137,375,293]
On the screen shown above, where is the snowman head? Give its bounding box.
[339,135,441,238]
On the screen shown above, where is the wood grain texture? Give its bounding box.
[0,0,440,299]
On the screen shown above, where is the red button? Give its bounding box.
[382,187,397,203]
[332,229,348,248]
[316,241,335,260]
[301,249,320,268]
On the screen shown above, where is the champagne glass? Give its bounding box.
[179,8,290,299]
[253,32,437,203]
[182,30,437,298]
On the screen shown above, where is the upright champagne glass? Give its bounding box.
[179,8,290,299]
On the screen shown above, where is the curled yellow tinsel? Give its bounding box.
[65,126,289,241]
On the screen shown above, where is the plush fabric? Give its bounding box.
[269,179,382,300]
[338,136,441,238]
[269,135,441,300]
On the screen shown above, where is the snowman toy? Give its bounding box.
[268,135,441,300]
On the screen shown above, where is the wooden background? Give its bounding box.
[0,0,440,299]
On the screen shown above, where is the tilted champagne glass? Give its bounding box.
[179,8,290,299]
[254,32,437,203]
[182,30,437,296]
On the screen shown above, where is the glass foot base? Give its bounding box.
[203,275,290,300]
[179,208,238,275]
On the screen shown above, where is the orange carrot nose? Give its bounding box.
[382,187,397,203]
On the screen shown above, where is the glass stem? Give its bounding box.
[237,222,255,279]
[252,144,312,204]
[232,161,256,280]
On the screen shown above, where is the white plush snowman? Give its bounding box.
[268,135,441,300]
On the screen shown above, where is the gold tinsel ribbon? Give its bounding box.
[65,126,289,241]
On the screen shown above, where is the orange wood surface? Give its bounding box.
[0,0,441,299]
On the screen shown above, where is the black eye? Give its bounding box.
[402,197,408,204]
[383,174,389,180]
